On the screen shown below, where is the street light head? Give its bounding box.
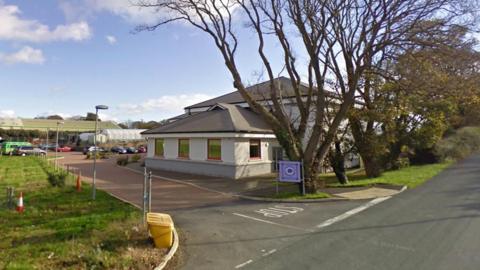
[95,105,109,110]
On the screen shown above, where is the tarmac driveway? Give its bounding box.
[57,152,235,211]
[58,152,370,269]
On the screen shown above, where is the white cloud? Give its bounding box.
[106,35,116,45]
[86,0,161,24]
[0,109,15,118]
[118,94,213,115]
[0,4,91,42]
[98,112,119,122]
[0,46,45,64]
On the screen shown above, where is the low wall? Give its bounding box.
[145,158,273,179]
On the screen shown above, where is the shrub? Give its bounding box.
[434,127,480,161]
[130,154,141,163]
[116,156,129,166]
[47,170,68,187]
[393,157,410,169]
[86,151,111,160]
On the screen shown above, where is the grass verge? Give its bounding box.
[325,162,452,188]
[0,156,166,269]
[271,191,331,200]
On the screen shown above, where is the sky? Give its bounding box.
[0,0,285,122]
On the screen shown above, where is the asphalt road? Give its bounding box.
[246,154,480,270]
[59,152,480,269]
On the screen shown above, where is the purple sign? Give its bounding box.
[278,161,302,183]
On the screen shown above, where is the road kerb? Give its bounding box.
[155,227,179,270]
[118,165,408,203]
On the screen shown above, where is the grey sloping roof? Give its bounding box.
[142,103,273,134]
[185,77,339,110]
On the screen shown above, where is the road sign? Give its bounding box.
[278,161,302,183]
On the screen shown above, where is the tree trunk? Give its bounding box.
[303,162,320,193]
[329,141,349,184]
[362,155,383,178]
[349,117,385,178]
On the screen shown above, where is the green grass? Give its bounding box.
[325,162,452,188]
[0,156,162,269]
[271,191,331,200]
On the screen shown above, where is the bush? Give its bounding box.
[47,170,68,187]
[393,157,410,170]
[434,127,480,161]
[86,151,111,160]
[130,154,141,163]
[116,156,129,166]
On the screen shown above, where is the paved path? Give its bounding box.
[245,154,480,270]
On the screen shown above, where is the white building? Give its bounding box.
[143,103,280,179]
[142,77,359,179]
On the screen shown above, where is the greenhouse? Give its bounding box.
[100,129,147,142]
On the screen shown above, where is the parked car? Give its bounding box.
[137,146,147,153]
[56,145,72,152]
[83,146,105,155]
[14,146,46,156]
[111,146,127,154]
[40,144,56,151]
[126,147,138,154]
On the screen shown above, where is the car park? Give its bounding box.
[111,146,127,154]
[40,144,56,151]
[126,147,138,154]
[83,146,105,155]
[14,146,46,156]
[56,145,72,152]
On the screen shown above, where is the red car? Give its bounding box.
[56,145,72,152]
[137,146,147,153]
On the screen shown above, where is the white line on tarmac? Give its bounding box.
[316,196,391,229]
[262,249,277,257]
[232,213,313,232]
[235,259,253,269]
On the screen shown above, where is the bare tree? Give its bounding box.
[135,0,473,193]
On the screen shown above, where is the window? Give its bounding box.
[154,139,164,157]
[178,139,189,158]
[208,139,222,160]
[249,139,261,159]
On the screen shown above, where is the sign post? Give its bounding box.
[278,161,304,195]
[142,167,147,225]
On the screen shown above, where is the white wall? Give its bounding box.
[222,138,235,164]
[145,136,278,168]
[190,138,206,161]
[147,138,155,157]
[234,138,277,165]
[164,138,178,159]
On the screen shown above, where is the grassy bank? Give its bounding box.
[325,162,452,188]
[0,157,164,269]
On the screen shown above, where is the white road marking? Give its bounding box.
[254,206,304,218]
[232,213,313,232]
[235,259,253,269]
[316,196,392,229]
[262,249,277,257]
[274,205,304,213]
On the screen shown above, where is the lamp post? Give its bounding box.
[92,105,108,200]
[55,122,64,169]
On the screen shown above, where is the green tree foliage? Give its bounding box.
[350,25,480,177]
